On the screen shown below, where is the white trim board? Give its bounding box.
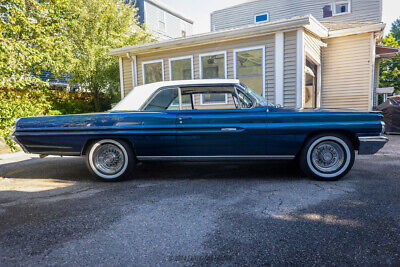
[132,55,138,88]
[168,55,194,81]
[142,59,165,85]
[275,33,284,105]
[233,45,266,98]
[119,57,125,99]
[296,29,305,109]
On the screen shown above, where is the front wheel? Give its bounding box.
[299,134,355,181]
[85,139,135,181]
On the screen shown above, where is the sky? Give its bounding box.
[161,0,400,35]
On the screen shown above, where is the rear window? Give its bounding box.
[143,88,178,111]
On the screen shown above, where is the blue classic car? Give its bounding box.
[12,79,388,181]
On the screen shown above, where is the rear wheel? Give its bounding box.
[85,139,135,181]
[299,134,355,181]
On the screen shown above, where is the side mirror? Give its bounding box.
[275,104,282,109]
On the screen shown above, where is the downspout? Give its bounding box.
[126,52,138,89]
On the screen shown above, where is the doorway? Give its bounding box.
[304,58,319,109]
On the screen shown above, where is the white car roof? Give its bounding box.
[112,79,240,111]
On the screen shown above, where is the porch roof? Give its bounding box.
[109,15,328,57]
[376,46,400,58]
[109,15,385,57]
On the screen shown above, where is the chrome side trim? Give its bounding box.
[137,155,295,161]
[221,128,237,132]
[358,136,389,142]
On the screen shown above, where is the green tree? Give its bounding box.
[67,0,152,111]
[379,33,400,93]
[0,0,74,89]
[391,18,400,41]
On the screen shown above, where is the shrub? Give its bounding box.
[0,88,117,151]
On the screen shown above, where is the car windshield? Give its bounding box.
[239,83,271,107]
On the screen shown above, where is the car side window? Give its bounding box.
[180,86,238,110]
[143,88,178,111]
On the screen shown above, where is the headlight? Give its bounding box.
[381,121,386,135]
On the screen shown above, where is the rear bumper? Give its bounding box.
[358,136,389,155]
[10,132,29,153]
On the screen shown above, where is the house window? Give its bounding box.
[334,1,350,15]
[200,52,227,104]
[234,47,265,97]
[169,56,193,81]
[254,13,269,23]
[143,60,164,84]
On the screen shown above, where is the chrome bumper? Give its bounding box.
[358,136,389,155]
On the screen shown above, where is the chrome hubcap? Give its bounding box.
[93,144,125,175]
[311,141,345,174]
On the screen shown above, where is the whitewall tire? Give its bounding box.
[299,134,355,181]
[85,139,135,181]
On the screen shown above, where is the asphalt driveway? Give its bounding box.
[0,136,399,266]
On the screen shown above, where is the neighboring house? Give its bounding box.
[33,70,72,90]
[110,0,399,111]
[211,0,382,31]
[133,0,193,39]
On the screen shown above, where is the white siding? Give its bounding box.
[211,0,382,31]
[305,31,323,62]
[321,33,374,111]
[144,1,193,39]
[284,31,297,108]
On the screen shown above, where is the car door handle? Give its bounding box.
[178,116,192,124]
[178,116,192,120]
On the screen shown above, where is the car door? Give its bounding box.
[176,85,268,157]
[133,87,179,157]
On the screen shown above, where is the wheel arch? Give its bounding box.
[297,130,359,157]
[81,138,136,158]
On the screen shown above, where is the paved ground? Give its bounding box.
[0,136,399,266]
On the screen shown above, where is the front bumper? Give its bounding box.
[358,136,389,155]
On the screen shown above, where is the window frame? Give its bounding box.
[168,55,194,81]
[142,59,165,85]
[233,45,266,98]
[332,1,351,16]
[254,12,270,23]
[199,51,228,105]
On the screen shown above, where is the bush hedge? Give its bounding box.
[0,89,117,151]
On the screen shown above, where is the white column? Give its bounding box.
[275,32,284,106]
[119,57,125,99]
[132,55,138,88]
[296,29,305,109]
